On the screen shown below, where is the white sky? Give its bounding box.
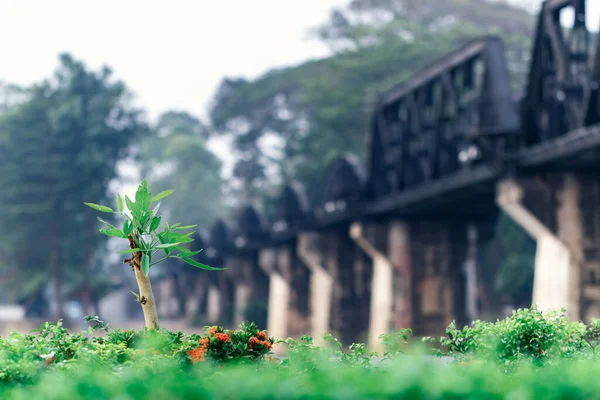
[0,0,598,186]
[1,1,597,121]
[0,0,346,121]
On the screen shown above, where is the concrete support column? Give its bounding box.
[409,221,468,335]
[298,232,333,344]
[159,276,177,318]
[234,283,251,326]
[267,273,290,341]
[206,285,221,324]
[259,249,290,345]
[185,280,206,320]
[464,225,479,322]
[388,221,412,330]
[225,257,250,326]
[350,223,393,353]
[496,176,580,321]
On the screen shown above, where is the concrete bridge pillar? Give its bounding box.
[184,276,207,321]
[388,221,413,330]
[275,243,311,338]
[259,249,290,346]
[314,227,371,346]
[349,218,470,343]
[222,253,270,328]
[206,284,221,324]
[497,173,600,322]
[298,232,333,345]
[350,221,395,353]
[224,257,253,326]
[406,221,468,336]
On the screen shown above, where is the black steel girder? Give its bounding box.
[521,0,592,145]
[585,18,600,126]
[366,36,519,202]
[205,219,233,284]
[312,154,366,229]
[270,181,310,243]
[520,124,600,169]
[232,205,269,253]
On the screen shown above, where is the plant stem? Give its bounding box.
[129,235,160,329]
[150,256,169,267]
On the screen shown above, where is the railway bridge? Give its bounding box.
[159,0,600,352]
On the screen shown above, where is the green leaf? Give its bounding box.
[142,254,150,277]
[84,202,113,213]
[170,231,195,244]
[178,249,203,258]
[133,236,148,251]
[118,248,142,254]
[135,180,151,212]
[156,242,180,249]
[151,202,161,218]
[123,220,132,236]
[99,228,127,238]
[158,231,167,245]
[139,211,152,231]
[173,224,197,230]
[151,189,174,203]
[125,195,138,216]
[150,216,161,232]
[180,256,224,271]
[116,194,124,213]
[130,291,141,303]
[97,217,117,230]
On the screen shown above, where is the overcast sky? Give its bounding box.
[0,0,598,185]
[1,1,597,121]
[0,0,347,121]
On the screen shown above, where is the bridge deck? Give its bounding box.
[363,124,600,217]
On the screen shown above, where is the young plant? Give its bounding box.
[85,180,223,330]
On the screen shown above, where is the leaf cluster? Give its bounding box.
[85,180,222,277]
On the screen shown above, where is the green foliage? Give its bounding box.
[139,111,224,230]
[0,53,145,314]
[85,180,222,276]
[426,306,600,370]
[479,213,536,307]
[6,308,600,398]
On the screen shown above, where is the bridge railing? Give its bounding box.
[367,36,520,201]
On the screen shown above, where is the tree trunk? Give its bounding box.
[129,235,159,329]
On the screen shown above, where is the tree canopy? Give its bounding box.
[0,54,145,316]
[208,0,535,215]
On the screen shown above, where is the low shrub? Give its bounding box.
[425,306,600,369]
[2,306,600,398]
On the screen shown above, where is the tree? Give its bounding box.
[0,53,144,318]
[208,0,534,206]
[86,180,222,330]
[139,111,225,230]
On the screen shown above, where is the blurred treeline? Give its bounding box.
[0,0,539,319]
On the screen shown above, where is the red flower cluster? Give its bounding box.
[188,326,273,365]
[215,333,230,342]
[207,326,218,335]
[188,337,210,364]
[249,331,272,350]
